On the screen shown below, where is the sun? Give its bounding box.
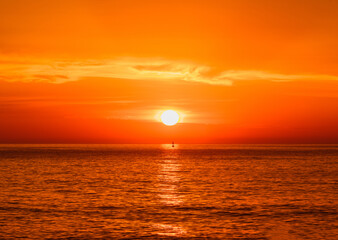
[161,110,180,126]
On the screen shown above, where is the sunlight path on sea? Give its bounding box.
[152,144,186,237]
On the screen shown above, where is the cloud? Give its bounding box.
[217,70,338,82]
[1,55,337,85]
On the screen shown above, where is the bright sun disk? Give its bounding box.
[161,110,179,126]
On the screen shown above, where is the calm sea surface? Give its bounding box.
[0,144,337,239]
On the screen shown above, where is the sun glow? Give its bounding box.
[161,110,180,126]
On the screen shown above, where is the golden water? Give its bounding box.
[0,144,337,239]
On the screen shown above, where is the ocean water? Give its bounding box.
[0,144,337,239]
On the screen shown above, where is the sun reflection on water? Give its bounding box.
[153,223,187,237]
[158,148,182,206]
[152,145,187,236]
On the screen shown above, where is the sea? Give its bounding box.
[0,144,337,239]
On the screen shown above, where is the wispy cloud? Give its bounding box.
[1,56,337,85]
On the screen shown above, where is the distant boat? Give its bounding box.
[172,141,175,148]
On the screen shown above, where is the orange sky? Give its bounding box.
[0,0,337,143]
